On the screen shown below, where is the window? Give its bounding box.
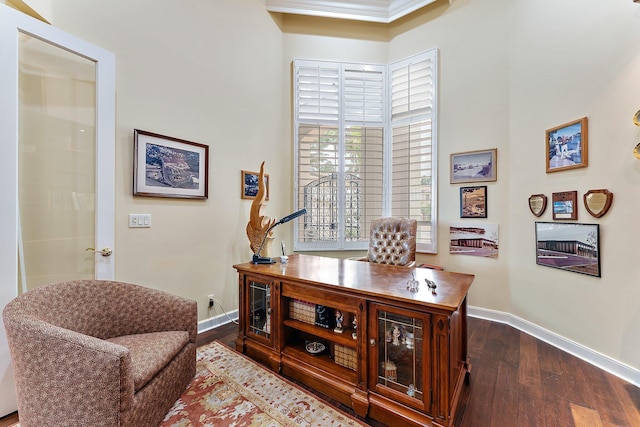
[293,50,437,253]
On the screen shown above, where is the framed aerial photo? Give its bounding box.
[535,222,600,277]
[450,148,497,184]
[460,186,487,218]
[552,191,578,220]
[241,170,269,200]
[133,129,209,199]
[546,117,588,173]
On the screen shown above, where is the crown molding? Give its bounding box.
[263,0,439,23]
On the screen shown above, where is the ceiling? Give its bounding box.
[263,0,440,23]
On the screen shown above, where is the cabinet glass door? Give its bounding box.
[249,279,271,339]
[373,305,431,411]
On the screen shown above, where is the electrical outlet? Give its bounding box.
[207,294,215,308]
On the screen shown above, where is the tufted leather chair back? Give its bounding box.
[367,217,417,266]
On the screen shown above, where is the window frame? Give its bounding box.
[293,49,438,254]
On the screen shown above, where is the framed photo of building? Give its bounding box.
[449,222,499,258]
[450,148,497,184]
[133,129,208,199]
[546,117,588,173]
[535,222,600,277]
[460,186,487,218]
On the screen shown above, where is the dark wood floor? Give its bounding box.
[200,316,640,427]
[2,316,639,427]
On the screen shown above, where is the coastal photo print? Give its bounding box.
[133,129,208,199]
[450,149,497,184]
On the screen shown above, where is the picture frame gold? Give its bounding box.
[583,189,613,218]
[552,191,578,220]
[241,170,269,200]
[528,194,547,217]
[546,117,588,173]
[450,148,497,184]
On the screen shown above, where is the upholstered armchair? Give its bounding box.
[364,217,417,267]
[2,280,197,427]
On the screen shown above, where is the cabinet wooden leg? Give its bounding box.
[351,389,369,418]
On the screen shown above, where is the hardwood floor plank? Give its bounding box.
[570,403,604,427]
[489,360,518,425]
[518,333,541,389]
[518,383,547,427]
[606,374,640,427]
[539,342,573,426]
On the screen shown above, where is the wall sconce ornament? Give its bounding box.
[583,189,613,218]
[633,110,640,159]
[528,194,547,217]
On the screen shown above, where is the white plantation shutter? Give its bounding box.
[390,50,438,253]
[294,50,437,253]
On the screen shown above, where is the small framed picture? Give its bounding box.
[450,148,497,184]
[552,191,578,220]
[133,129,208,199]
[241,170,269,200]
[546,117,588,173]
[460,186,487,218]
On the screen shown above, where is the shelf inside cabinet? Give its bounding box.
[283,319,358,348]
[282,341,357,384]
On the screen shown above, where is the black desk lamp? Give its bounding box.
[252,208,307,264]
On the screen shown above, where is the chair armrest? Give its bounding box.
[3,315,134,424]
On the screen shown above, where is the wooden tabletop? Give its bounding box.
[234,254,474,312]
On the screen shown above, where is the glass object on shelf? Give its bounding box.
[377,310,423,400]
[249,281,270,337]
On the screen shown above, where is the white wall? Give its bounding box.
[33,0,287,320]
[508,0,640,368]
[14,0,640,375]
[388,0,640,370]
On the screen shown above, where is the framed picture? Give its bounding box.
[546,117,588,173]
[552,191,578,220]
[460,186,487,218]
[133,129,208,199]
[450,148,497,184]
[449,222,499,258]
[241,170,269,200]
[535,222,600,277]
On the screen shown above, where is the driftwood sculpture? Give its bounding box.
[246,162,276,256]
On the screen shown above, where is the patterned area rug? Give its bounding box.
[160,341,367,427]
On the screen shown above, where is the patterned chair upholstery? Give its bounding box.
[2,280,197,427]
[367,217,417,267]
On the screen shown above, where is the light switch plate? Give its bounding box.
[128,214,151,228]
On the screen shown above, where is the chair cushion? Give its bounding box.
[107,330,189,392]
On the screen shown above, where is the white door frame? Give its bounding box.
[0,4,115,416]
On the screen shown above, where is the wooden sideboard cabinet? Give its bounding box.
[234,254,474,427]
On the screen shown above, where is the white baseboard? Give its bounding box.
[198,309,239,334]
[196,305,640,387]
[469,306,640,388]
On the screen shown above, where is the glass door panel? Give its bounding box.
[249,280,271,338]
[18,33,97,290]
[377,310,424,400]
